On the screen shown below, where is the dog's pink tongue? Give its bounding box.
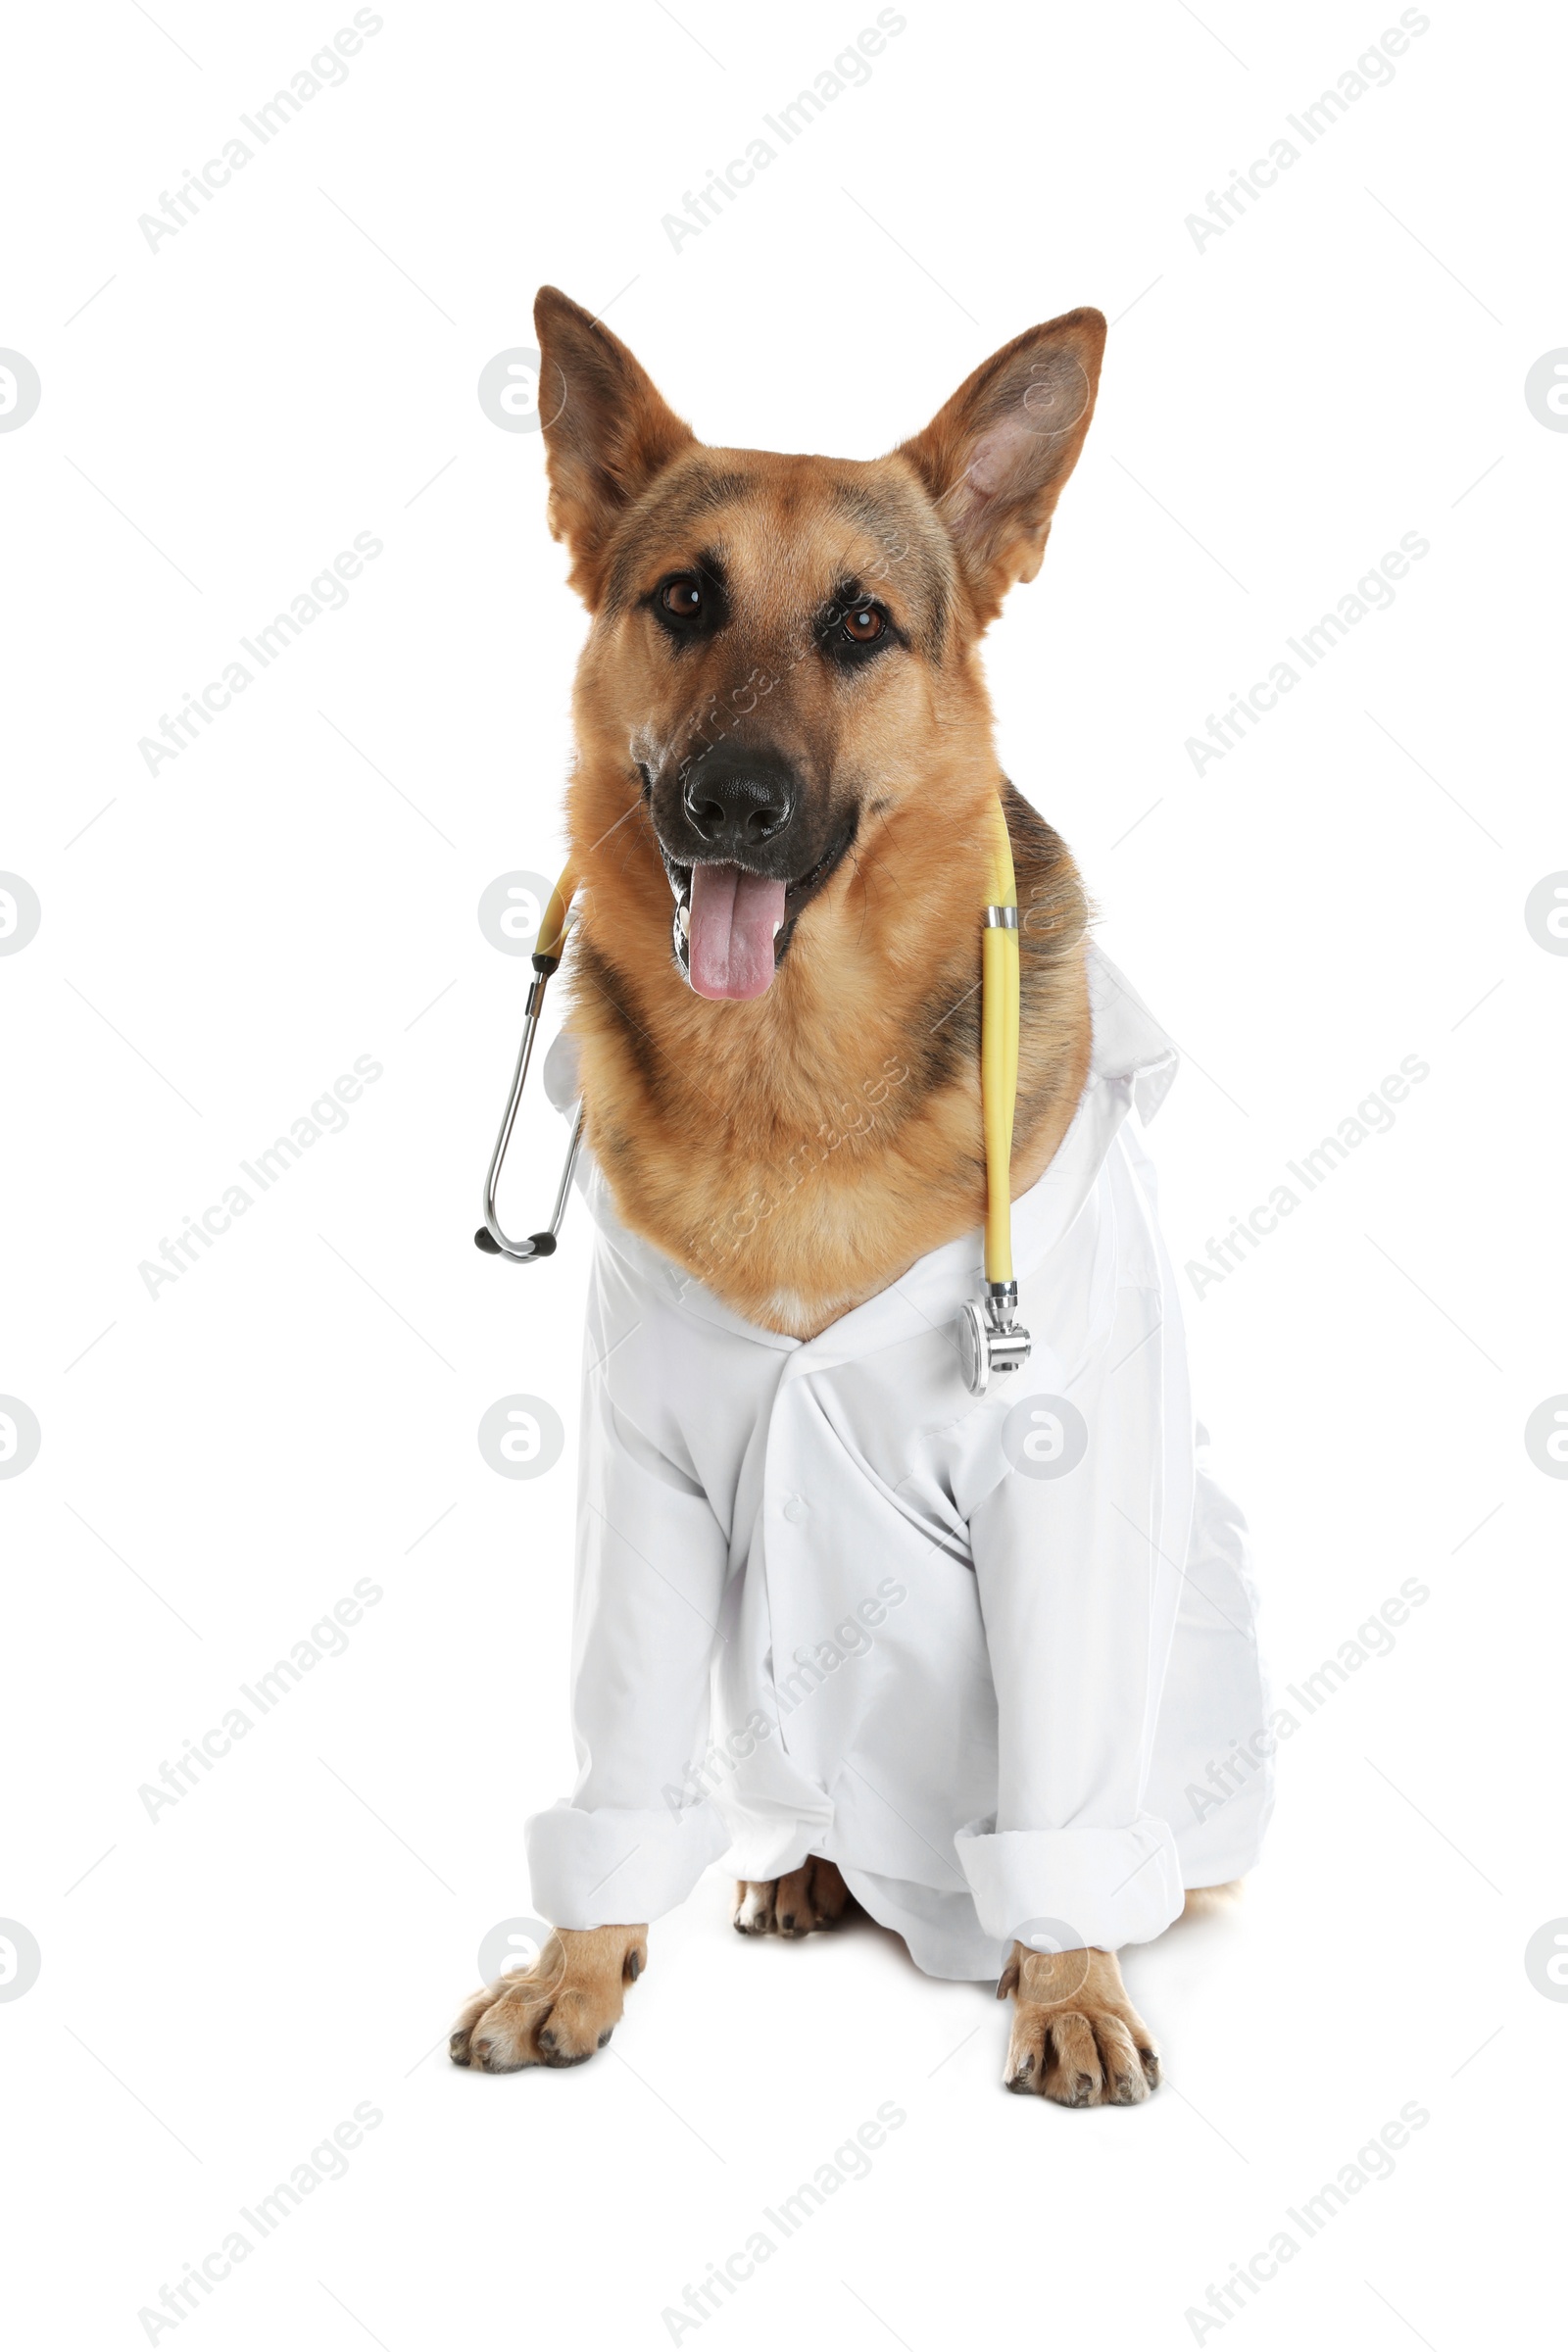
[687,864,786,1000]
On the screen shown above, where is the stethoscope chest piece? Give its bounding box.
[957,1282,1033,1398]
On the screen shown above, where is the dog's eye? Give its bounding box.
[841,605,884,645]
[661,576,704,618]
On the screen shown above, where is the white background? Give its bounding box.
[3,1,1564,2344]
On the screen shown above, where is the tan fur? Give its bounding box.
[996,1942,1160,2105]
[734,1857,852,1937]
[534,284,1104,1335]
[449,292,1228,2103]
[1180,1879,1244,1921]
[568,775,1090,1334]
[449,1924,647,2073]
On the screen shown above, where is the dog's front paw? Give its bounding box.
[449,1924,647,2073]
[734,1855,851,1938]
[998,1943,1160,2107]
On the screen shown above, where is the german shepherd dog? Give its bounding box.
[451,287,1229,2103]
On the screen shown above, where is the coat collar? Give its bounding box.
[566,943,1180,1368]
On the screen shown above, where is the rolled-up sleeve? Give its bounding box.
[956,1242,1195,1953]
[524,1301,733,1927]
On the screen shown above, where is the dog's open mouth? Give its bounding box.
[662,825,854,1002]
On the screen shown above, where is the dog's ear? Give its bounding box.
[897,309,1105,624]
[533,286,696,607]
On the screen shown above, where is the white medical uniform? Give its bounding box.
[525,948,1273,1981]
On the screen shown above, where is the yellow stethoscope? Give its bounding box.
[474,798,1031,1397]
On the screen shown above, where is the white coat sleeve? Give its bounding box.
[956,1182,1195,1953]
[523,1281,734,1929]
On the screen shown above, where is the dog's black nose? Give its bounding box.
[680,748,796,858]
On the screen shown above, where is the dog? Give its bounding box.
[450,288,1270,2102]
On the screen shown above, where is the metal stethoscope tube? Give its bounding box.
[473,971,584,1261]
[472,876,583,1263]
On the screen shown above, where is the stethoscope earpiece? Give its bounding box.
[473,1226,558,1258]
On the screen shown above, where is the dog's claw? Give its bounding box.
[1001,1942,1160,2109]
[447,1925,647,2075]
[734,1860,850,1940]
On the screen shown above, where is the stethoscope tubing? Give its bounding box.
[474,963,583,1261]
[474,812,1031,1393]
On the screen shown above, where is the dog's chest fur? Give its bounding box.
[567,804,1093,1338]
